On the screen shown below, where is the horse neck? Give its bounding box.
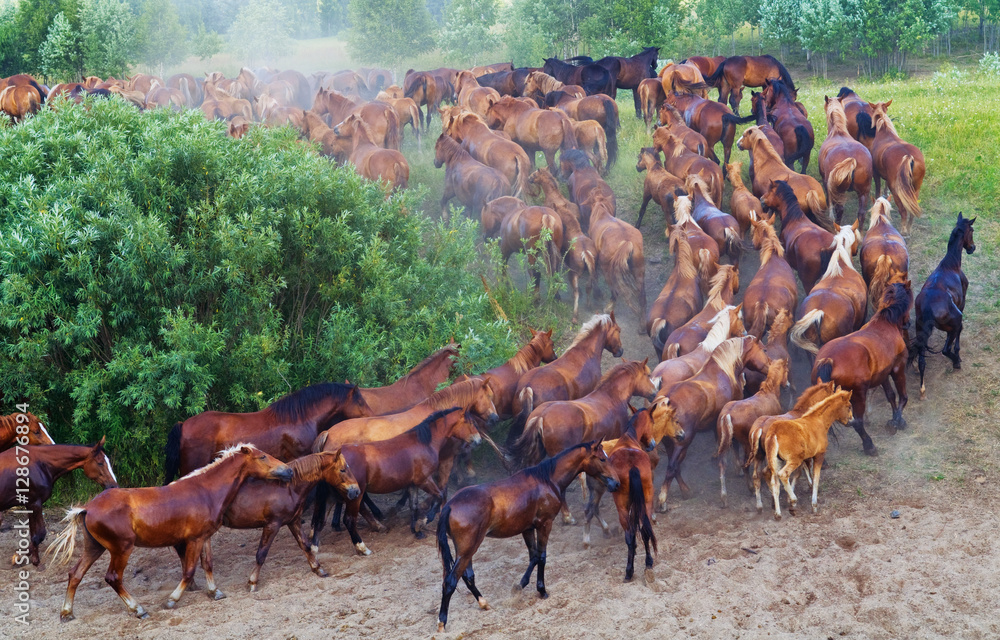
[757,231,783,264]
[512,339,547,373]
[564,324,610,366]
[194,454,255,516]
[408,350,454,388]
[826,109,850,137]
[594,367,643,404]
[352,123,377,151]
[549,448,591,491]
[941,231,966,270]
[288,455,328,485]
[752,135,783,165]
[29,445,91,481]
[427,381,477,413]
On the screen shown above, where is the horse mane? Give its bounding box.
[874,108,900,137]
[769,79,796,105]
[868,198,893,230]
[174,443,252,482]
[528,71,563,94]
[672,195,697,227]
[759,360,788,395]
[567,314,613,350]
[268,382,358,422]
[747,127,785,163]
[801,389,851,419]
[288,452,331,482]
[701,310,733,352]
[821,230,856,280]
[753,217,784,263]
[427,378,485,411]
[766,308,793,343]
[668,226,697,280]
[523,441,591,483]
[352,118,377,146]
[661,103,683,125]
[686,174,712,201]
[709,338,744,387]
[560,148,592,170]
[706,265,737,304]
[597,360,644,386]
[411,407,462,445]
[825,98,850,136]
[873,282,912,328]
[772,181,806,223]
[436,134,471,162]
[509,335,546,375]
[406,344,459,378]
[837,87,857,99]
[640,147,663,168]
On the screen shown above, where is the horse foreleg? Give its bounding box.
[345,497,371,556]
[632,88,642,119]
[461,560,490,610]
[719,451,728,509]
[28,506,45,566]
[582,477,603,548]
[534,520,553,598]
[636,193,652,229]
[570,271,580,324]
[519,529,539,589]
[288,519,327,578]
[890,361,909,430]
[61,529,107,621]
[810,452,825,514]
[438,553,472,632]
[247,522,281,592]
[777,458,801,517]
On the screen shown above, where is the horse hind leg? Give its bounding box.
[288,519,327,578]
[461,561,490,610]
[61,529,108,621]
[166,538,206,607]
[199,537,226,600]
[105,545,148,618]
[247,523,281,592]
[519,529,540,589]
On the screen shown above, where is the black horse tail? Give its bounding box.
[603,97,619,170]
[163,422,182,484]
[567,55,593,65]
[510,415,545,467]
[704,57,729,87]
[908,306,940,364]
[437,503,455,574]
[815,358,835,383]
[770,55,797,92]
[29,78,47,105]
[856,112,876,140]
[626,466,657,561]
[784,125,813,168]
[310,480,330,548]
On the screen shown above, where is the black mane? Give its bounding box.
[560,148,592,170]
[523,441,592,483]
[411,407,462,445]
[268,382,358,422]
[772,181,805,222]
[875,282,912,327]
[769,78,797,104]
[837,86,857,99]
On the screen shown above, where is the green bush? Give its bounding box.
[0,97,524,486]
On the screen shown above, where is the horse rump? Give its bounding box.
[625,466,656,580]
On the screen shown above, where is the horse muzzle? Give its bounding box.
[103,481,120,490]
[605,476,621,492]
[968,244,976,254]
[674,430,686,442]
[486,413,500,428]
[645,439,657,452]
[468,433,483,446]
[346,485,361,500]
[270,466,294,482]
[613,348,624,358]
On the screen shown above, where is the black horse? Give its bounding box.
[911,213,976,398]
[568,47,659,118]
[476,68,536,97]
[542,58,617,97]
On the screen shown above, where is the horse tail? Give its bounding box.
[163,421,182,484]
[806,191,837,233]
[627,466,657,558]
[385,108,401,150]
[594,126,609,175]
[511,415,545,466]
[697,248,714,284]
[583,248,596,279]
[664,342,680,360]
[650,318,666,351]
[715,413,734,460]
[506,387,534,449]
[784,125,813,168]
[723,227,744,260]
[560,115,578,151]
[790,309,824,354]
[895,155,923,219]
[542,213,562,276]
[909,304,940,364]
[407,102,422,142]
[868,255,894,311]
[437,503,455,576]
[827,157,857,201]
[704,58,728,87]
[178,77,193,107]
[602,97,618,169]
[45,507,86,566]
[608,241,640,309]
[772,56,797,92]
[745,424,762,469]
[512,152,528,199]
[815,358,835,383]
[856,112,876,139]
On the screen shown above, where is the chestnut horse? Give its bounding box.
[507,313,624,447]
[485,97,578,170]
[789,226,867,355]
[1,440,117,565]
[164,382,372,481]
[0,411,54,451]
[866,100,925,235]
[704,54,797,114]
[657,103,709,157]
[312,407,482,555]
[742,214,798,334]
[656,336,771,509]
[436,441,619,632]
[474,329,557,419]
[760,181,836,293]
[662,267,741,359]
[715,358,789,507]
[527,168,597,322]
[686,174,743,263]
[209,449,359,591]
[635,147,685,229]
[664,91,752,165]
[647,226,703,356]
[658,61,710,98]
[587,192,648,334]
[571,119,609,175]
[726,162,763,237]
[358,343,459,415]
[763,389,853,519]
[333,114,409,191]
[49,445,292,620]
[836,87,875,146]
[434,133,510,221]
[762,79,814,172]
[560,149,615,230]
[481,197,564,289]
[820,95,873,224]
[683,56,727,80]
[375,93,422,143]
[456,70,502,118]
[651,307,742,386]
[652,128,722,205]
[912,213,976,398]
[860,198,909,312]
[813,281,913,456]
[743,308,794,397]
[639,78,666,134]
[523,71,586,105]
[443,109,530,198]
[665,197,720,304]
[545,91,619,170]
[737,127,830,226]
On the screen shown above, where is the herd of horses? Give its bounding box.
[0,48,980,632]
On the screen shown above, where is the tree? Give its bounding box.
[80,0,138,78]
[799,0,848,77]
[12,0,70,74]
[759,0,801,62]
[438,0,501,65]
[190,23,223,60]
[346,0,436,65]
[39,12,84,81]
[579,0,682,57]
[136,0,187,73]
[228,0,293,67]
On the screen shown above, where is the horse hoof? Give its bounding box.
[355,542,372,556]
[953,361,962,370]
[212,590,226,601]
[137,609,149,620]
[582,537,590,549]
[478,597,490,610]
[316,568,329,578]
[864,445,880,457]
[248,582,257,593]
[164,600,177,610]
[774,513,782,521]
[623,573,634,583]
[414,530,426,540]
[61,613,75,623]
[644,568,655,584]
[538,590,549,599]
[438,622,446,632]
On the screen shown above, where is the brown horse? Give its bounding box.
[866,101,925,235]
[651,306,743,386]
[737,127,829,225]
[790,226,867,355]
[375,93,422,144]
[715,358,788,507]
[587,192,647,334]
[485,97,578,170]
[50,445,291,620]
[664,91,751,165]
[742,214,798,334]
[837,87,875,147]
[663,267,741,359]
[333,114,409,191]
[523,71,586,104]
[313,407,482,555]
[656,336,771,509]
[0,83,44,122]
[656,103,709,156]
[813,281,912,455]
[507,313,624,447]
[686,174,743,262]
[762,79,814,172]
[208,450,359,591]
[436,441,619,631]
[403,71,446,131]
[474,330,556,419]
[527,168,597,322]
[683,56,727,80]
[434,133,510,221]
[747,91,785,183]
[227,116,250,139]
[167,73,203,106]
[635,147,685,229]
[760,180,837,292]
[743,307,794,397]
[443,109,530,198]
[545,91,619,169]
[1,440,117,566]
[639,78,666,134]
[652,129,722,205]
[820,95,873,224]
[571,119,609,175]
[763,389,853,519]
[576,47,659,118]
[658,61,710,98]
[163,382,372,481]
[861,198,909,312]
[647,226,703,356]
[359,343,459,415]
[456,70,502,117]
[560,149,615,230]
[0,411,54,451]
[704,55,797,114]
[481,197,564,289]
[912,213,976,398]
[726,162,763,237]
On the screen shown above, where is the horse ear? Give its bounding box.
[609,310,616,323]
[957,212,964,223]
[95,435,106,449]
[628,404,638,415]
[641,356,649,367]
[240,445,253,455]
[851,218,860,232]
[969,216,976,224]
[545,328,553,337]
[529,328,537,336]
[885,99,893,109]
[824,95,829,104]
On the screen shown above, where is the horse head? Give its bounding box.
[649,395,685,444]
[741,335,771,376]
[239,445,294,483]
[320,448,361,500]
[580,440,620,492]
[958,212,977,254]
[603,311,624,358]
[81,436,118,489]
[529,328,557,363]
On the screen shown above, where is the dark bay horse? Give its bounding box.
[836,87,875,147]
[358,343,459,415]
[164,382,372,481]
[760,180,837,293]
[476,68,536,97]
[542,58,617,97]
[763,79,814,172]
[0,411,54,451]
[573,47,659,117]
[813,281,913,456]
[705,55,796,114]
[912,213,976,398]
[436,441,619,632]
[1,440,117,565]
[209,449,360,591]
[49,445,293,620]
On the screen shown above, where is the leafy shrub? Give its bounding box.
[0,97,525,485]
[979,52,1000,78]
